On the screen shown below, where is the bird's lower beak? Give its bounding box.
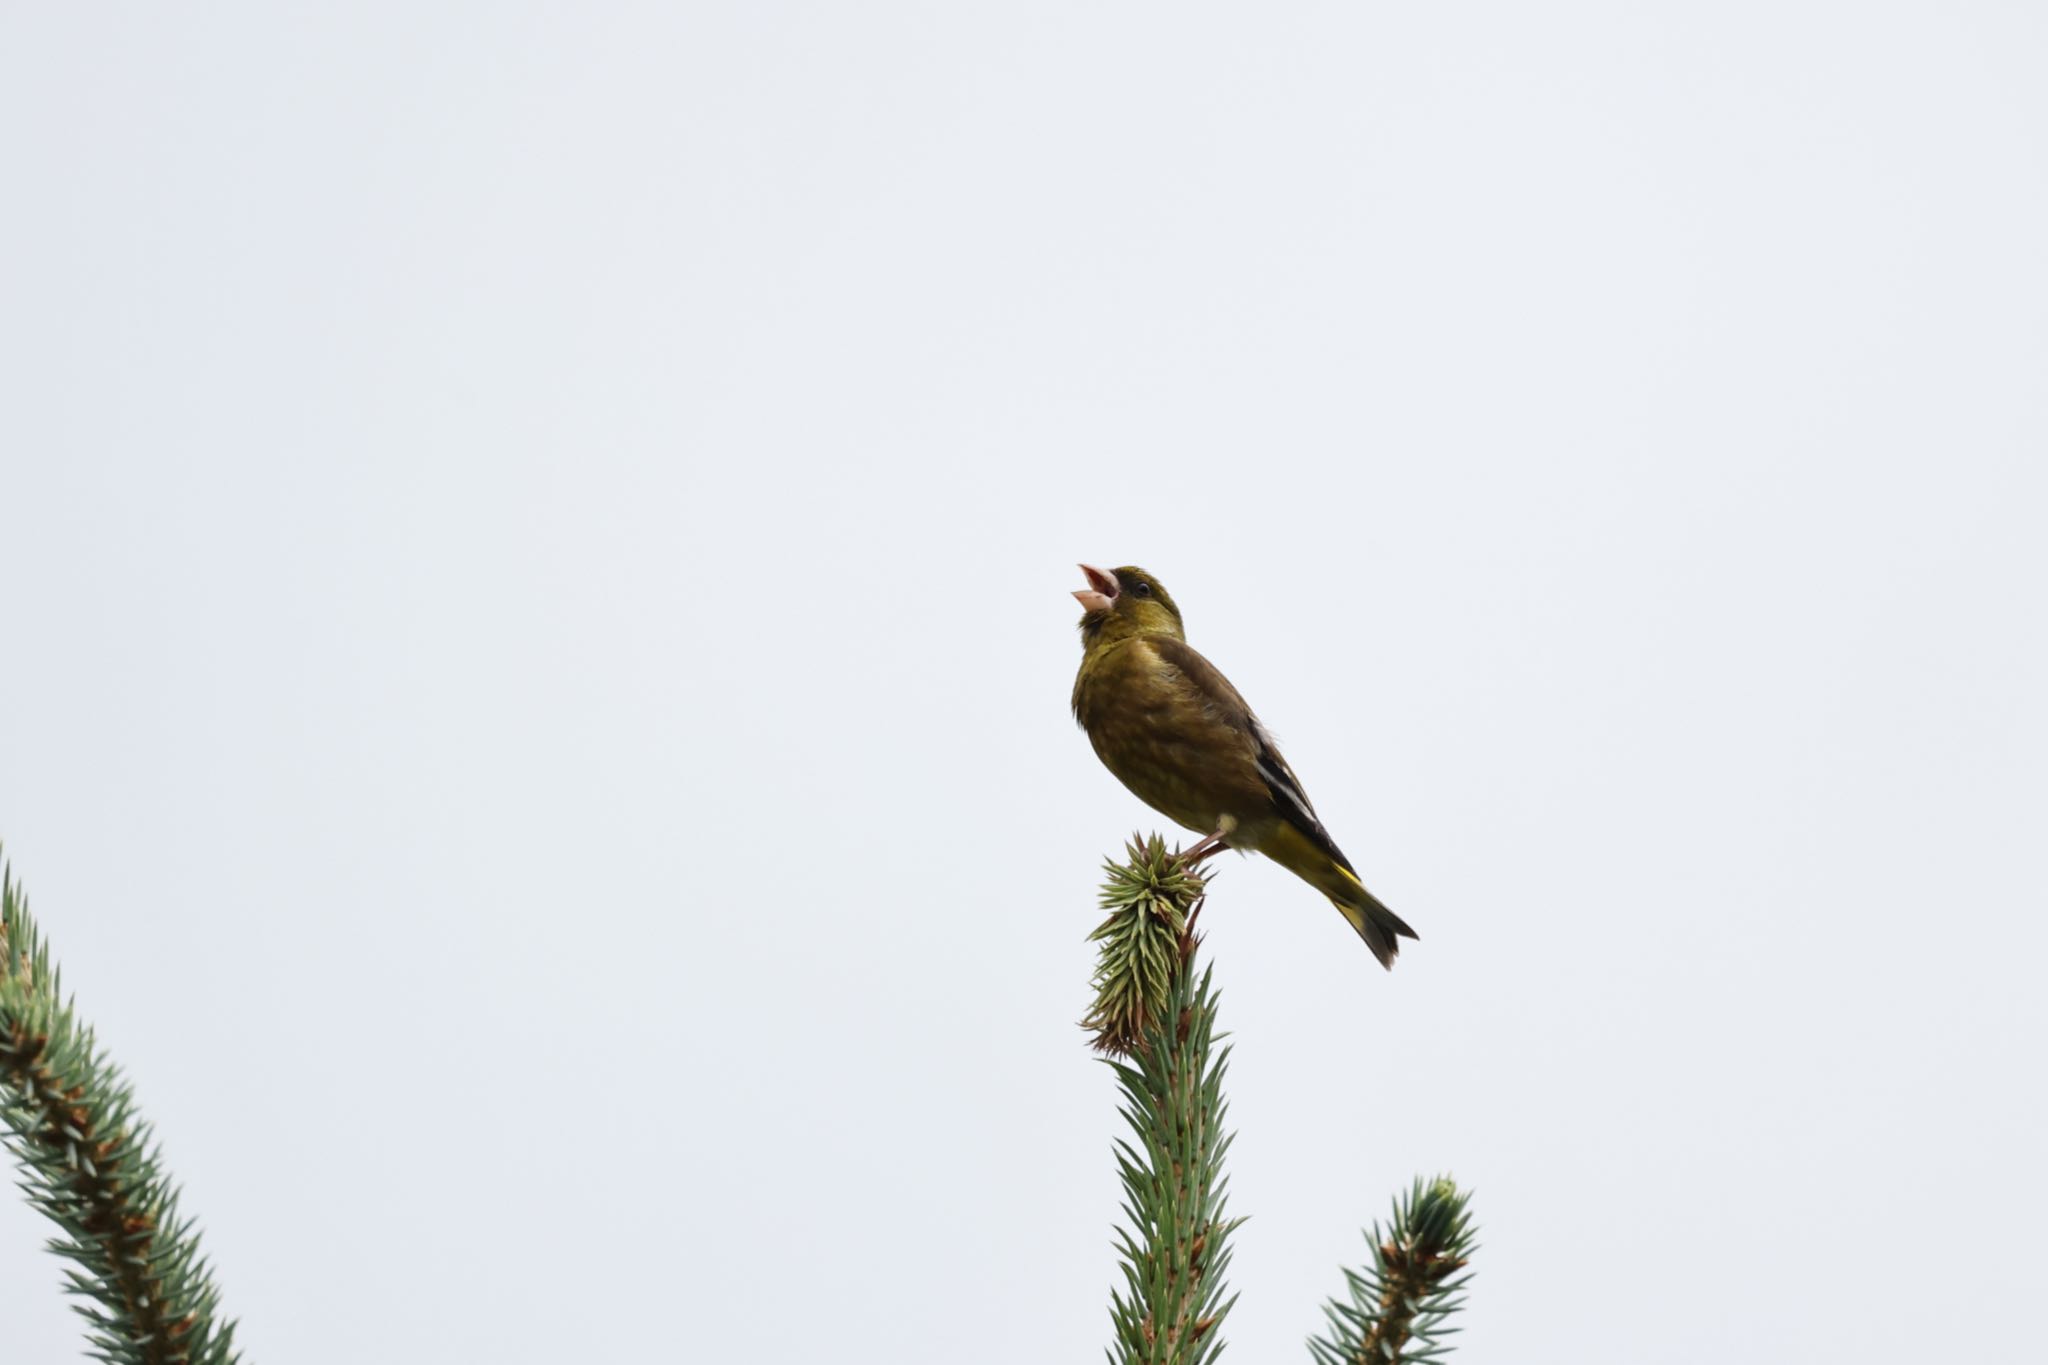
[1073,562,1119,613]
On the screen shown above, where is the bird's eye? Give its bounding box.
[1132,581,1152,598]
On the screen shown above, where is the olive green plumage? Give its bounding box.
[1071,565,1417,969]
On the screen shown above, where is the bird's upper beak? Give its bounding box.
[1073,563,1119,613]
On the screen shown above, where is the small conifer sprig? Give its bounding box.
[1083,834,1209,1055]
[1308,1176,1477,1365]
[1,853,243,1365]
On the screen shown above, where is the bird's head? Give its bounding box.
[1074,564,1185,646]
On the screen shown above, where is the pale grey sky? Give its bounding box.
[4,5,2044,1362]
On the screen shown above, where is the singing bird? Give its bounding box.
[1070,564,1417,968]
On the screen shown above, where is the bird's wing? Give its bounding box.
[1149,636,1354,871]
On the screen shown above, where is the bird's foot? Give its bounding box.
[1176,832,1229,868]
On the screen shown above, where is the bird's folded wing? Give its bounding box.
[1149,636,1353,870]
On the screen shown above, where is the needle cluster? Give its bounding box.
[1083,834,1209,1055]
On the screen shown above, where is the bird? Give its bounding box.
[1070,563,1417,968]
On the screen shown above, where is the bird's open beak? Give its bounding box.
[1073,563,1119,613]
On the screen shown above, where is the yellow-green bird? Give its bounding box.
[1071,564,1417,968]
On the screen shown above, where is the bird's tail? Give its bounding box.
[1262,822,1418,970]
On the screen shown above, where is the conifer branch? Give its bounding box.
[1086,837,1479,1364]
[1,853,243,1365]
[1307,1177,1477,1365]
[1093,837,1240,1365]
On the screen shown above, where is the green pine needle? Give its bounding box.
[1,852,244,1365]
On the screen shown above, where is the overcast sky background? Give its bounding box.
[4,5,2044,1361]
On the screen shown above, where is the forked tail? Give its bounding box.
[1324,869,1418,970]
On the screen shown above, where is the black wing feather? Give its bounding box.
[1250,717,1355,872]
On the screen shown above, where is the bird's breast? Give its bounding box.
[1076,639,1261,837]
